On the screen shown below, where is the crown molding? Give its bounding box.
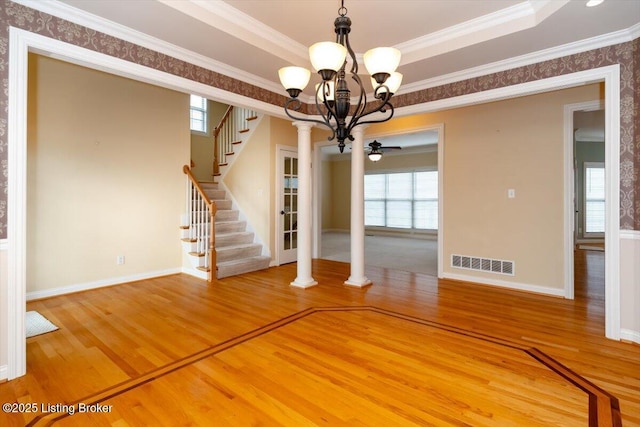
[398,25,640,97]
[157,0,308,66]
[398,0,569,65]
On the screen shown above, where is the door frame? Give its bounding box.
[275,145,299,265]
[562,100,605,301]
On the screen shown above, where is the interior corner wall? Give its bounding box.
[222,115,298,260]
[366,83,602,292]
[222,116,271,254]
[26,54,190,294]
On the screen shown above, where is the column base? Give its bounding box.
[344,277,372,288]
[290,278,318,289]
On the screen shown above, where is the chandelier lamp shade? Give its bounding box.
[278,0,402,153]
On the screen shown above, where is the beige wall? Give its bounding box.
[334,84,602,291]
[27,54,189,293]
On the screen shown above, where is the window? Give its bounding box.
[190,95,208,133]
[365,171,438,230]
[584,162,605,235]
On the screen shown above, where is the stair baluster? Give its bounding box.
[183,165,216,282]
[213,106,258,176]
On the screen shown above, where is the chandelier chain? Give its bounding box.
[339,0,347,17]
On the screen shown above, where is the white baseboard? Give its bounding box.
[442,272,566,297]
[620,329,640,344]
[181,266,208,280]
[0,364,7,381]
[26,268,182,301]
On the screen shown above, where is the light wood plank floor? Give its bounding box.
[1,250,638,426]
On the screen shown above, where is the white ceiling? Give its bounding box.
[29,0,640,150]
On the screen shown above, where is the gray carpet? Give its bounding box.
[321,232,438,276]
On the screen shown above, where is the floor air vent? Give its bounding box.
[452,254,515,276]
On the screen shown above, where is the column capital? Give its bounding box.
[292,121,316,132]
[350,124,369,137]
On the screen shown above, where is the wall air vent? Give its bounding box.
[451,254,515,276]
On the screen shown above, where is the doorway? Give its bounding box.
[572,106,606,310]
[564,101,607,302]
[314,125,443,277]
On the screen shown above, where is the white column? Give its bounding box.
[345,125,372,287]
[291,121,318,288]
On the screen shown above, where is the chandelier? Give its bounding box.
[278,0,402,153]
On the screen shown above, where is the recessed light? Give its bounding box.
[586,0,604,7]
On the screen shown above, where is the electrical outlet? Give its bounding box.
[116,255,125,265]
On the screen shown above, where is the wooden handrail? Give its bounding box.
[183,165,217,282]
[214,105,234,139]
[183,165,215,208]
[213,106,234,176]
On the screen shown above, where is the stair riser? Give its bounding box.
[216,221,246,234]
[215,232,254,247]
[215,210,239,221]
[199,183,218,190]
[204,189,226,199]
[216,245,262,263]
[213,200,232,210]
[217,257,270,279]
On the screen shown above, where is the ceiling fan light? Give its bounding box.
[278,66,311,96]
[363,47,401,78]
[309,42,347,75]
[368,151,383,162]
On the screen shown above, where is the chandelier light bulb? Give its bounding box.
[309,42,348,77]
[278,66,311,97]
[363,47,401,82]
[371,72,403,96]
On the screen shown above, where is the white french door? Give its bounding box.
[278,147,299,264]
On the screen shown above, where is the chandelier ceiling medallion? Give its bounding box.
[278,0,402,153]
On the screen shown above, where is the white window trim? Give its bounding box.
[583,161,605,238]
[190,94,209,136]
[365,169,438,231]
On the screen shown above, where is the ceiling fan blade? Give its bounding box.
[380,146,402,151]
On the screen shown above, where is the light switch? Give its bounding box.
[508,189,515,198]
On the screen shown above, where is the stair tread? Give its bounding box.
[217,255,270,267]
[216,242,261,251]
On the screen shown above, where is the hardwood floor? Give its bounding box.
[1,250,638,426]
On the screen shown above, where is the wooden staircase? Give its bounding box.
[182,105,270,280]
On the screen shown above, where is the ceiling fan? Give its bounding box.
[367,140,401,162]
